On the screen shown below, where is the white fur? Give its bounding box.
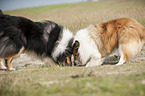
[116,41,144,65]
[9,68,16,71]
[127,41,144,57]
[75,28,145,67]
[0,58,7,69]
[74,29,102,67]
[116,45,125,65]
[51,28,73,61]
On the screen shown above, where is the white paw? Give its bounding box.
[85,64,90,67]
[116,61,125,65]
[85,62,101,67]
[85,64,93,67]
[85,59,102,67]
[0,66,7,69]
[116,63,123,65]
[9,68,16,71]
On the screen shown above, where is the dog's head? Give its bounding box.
[63,40,82,66]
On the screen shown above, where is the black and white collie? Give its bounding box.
[0,10,74,70]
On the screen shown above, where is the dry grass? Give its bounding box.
[1,0,145,96]
[4,0,145,32]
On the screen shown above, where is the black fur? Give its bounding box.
[0,9,3,15]
[0,12,73,65]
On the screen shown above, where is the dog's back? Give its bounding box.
[88,18,145,65]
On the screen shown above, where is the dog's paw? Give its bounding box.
[0,66,7,70]
[85,63,100,67]
[116,63,123,66]
[9,68,16,71]
[85,59,102,67]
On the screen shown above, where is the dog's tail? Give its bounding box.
[0,9,3,16]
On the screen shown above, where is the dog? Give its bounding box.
[0,10,74,70]
[71,18,145,67]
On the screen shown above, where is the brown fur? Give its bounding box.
[88,18,145,61]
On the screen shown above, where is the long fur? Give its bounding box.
[74,18,145,67]
[0,12,74,70]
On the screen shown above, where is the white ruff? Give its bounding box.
[74,29,101,66]
[51,28,73,61]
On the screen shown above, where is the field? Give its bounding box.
[1,0,145,96]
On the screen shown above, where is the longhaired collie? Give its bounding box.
[71,18,145,67]
[0,10,74,70]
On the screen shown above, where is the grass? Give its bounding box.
[1,63,145,96]
[1,0,145,96]
[4,3,79,16]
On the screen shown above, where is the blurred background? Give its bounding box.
[0,0,90,11]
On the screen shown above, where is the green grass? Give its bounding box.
[1,0,145,96]
[4,3,79,16]
[1,63,145,96]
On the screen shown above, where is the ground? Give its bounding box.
[0,0,145,96]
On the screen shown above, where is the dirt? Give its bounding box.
[0,46,145,74]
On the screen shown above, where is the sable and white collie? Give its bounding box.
[0,10,74,70]
[71,18,145,67]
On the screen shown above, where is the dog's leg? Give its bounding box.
[116,41,143,65]
[0,58,7,69]
[116,49,126,65]
[116,43,134,65]
[6,57,16,70]
[6,46,24,70]
[85,58,102,67]
[85,56,102,67]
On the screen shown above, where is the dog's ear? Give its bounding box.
[62,41,80,66]
[73,40,80,53]
[72,40,80,66]
[66,57,71,66]
[63,56,71,66]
